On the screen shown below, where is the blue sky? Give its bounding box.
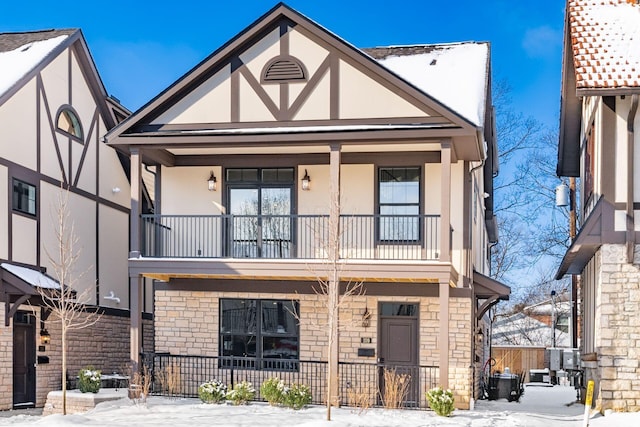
[1,0,565,127]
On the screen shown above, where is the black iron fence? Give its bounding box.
[141,353,439,409]
[140,214,442,260]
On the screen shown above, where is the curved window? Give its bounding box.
[56,106,83,141]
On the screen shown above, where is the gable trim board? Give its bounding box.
[105,4,486,163]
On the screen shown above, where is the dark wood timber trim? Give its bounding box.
[287,55,331,119]
[137,116,451,132]
[155,278,472,298]
[38,75,68,186]
[172,151,441,167]
[73,108,99,187]
[238,66,281,119]
[0,157,129,215]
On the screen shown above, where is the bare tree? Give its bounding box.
[38,188,102,415]
[295,196,364,421]
[491,79,570,301]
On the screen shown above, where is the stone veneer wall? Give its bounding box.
[594,244,640,411]
[0,306,153,410]
[0,304,12,410]
[154,289,473,409]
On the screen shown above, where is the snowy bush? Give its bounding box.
[260,378,311,410]
[282,383,312,410]
[227,381,255,405]
[78,367,101,393]
[426,386,455,416]
[260,377,286,406]
[198,380,227,404]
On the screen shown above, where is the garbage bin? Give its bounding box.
[487,373,524,402]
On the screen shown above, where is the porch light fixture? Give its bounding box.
[362,306,371,328]
[301,169,311,191]
[207,171,217,191]
[476,328,484,343]
[40,329,51,345]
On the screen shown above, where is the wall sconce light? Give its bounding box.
[476,328,484,343]
[207,171,217,191]
[40,329,51,345]
[362,306,371,328]
[301,169,311,191]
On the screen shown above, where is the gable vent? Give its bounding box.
[262,56,307,83]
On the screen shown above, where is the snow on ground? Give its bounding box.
[0,385,638,427]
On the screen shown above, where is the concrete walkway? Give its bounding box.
[475,384,584,417]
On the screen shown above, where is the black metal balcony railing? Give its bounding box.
[140,214,442,260]
[141,353,439,409]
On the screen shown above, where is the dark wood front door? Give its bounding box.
[379,303,419,407]
[13,311,36,408]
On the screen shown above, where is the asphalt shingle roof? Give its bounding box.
[569,0,640,89]
[0,29,75,53]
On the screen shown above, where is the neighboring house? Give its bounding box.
[557,0,640,411]
[0,29,151,410]
[106,4,509,409]
[492,299,571,381]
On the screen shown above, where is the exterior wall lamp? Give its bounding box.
[476,328,484,343]
[301,169,311,191]
[40,328,51,345]
[207,171,217,191]
[362,306,371,328]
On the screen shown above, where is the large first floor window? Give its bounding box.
[12,179,36,216]
[220,298,299,370]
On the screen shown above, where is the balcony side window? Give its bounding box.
[12,179,36,216]
[378,167,421,242]
[220,298,299,370]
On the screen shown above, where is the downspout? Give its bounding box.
[626,95,638,263]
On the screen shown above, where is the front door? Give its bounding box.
[13,311,36,408]
[379,303,419,407]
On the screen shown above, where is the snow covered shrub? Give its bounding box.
[260,377,286,405]
[78,367,101,393]
[198,380,227,404]
[282,383,312,410]
[227,381,255,405]
[426,386,455,417]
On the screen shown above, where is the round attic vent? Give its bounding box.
[262,56,307,83]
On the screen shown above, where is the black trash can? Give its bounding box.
[487,373,524,402]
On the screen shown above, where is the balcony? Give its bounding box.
[140,214,443,261]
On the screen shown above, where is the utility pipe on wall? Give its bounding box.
[626,95,639,263]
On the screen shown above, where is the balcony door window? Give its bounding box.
[378,167,421,242]
[227,168,293,258]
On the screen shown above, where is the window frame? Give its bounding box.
[376,166,422,244]
[219,298,300,370]
[12,178,37,216]
[55,105,84,143]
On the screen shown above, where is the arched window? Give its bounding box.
[56,106,83,142]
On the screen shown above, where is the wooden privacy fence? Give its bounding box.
[491,347,546,382]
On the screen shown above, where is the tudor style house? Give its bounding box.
[556,0,640,412]
[0,29,151,410]
[107,3,509,408]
